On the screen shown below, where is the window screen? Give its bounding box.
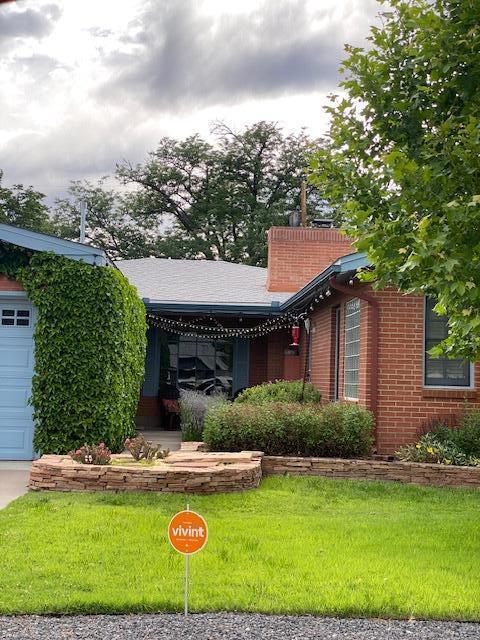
[344,298,360,399]
[424,297,470,387]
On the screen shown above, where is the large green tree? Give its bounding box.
[0,170,53,234]
[117,121,322,266]
[53,180,158,260]
[311,0,480,359]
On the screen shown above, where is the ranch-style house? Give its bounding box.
[0,220,477,459]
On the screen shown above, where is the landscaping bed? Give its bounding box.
[29,449,262,494]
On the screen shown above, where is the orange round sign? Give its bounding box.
[168,510,208,555]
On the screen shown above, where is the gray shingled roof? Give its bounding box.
[115,258,290,306]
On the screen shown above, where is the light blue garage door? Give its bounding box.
[0,297,36,460]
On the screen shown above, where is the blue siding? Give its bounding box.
[233,338,250,394]
[143,328,161,396]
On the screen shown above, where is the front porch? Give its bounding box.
[136,317,300,430]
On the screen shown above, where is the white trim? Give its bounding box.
[343,298,360,401]
[0,291,29,299]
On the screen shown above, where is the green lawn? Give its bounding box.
[0,476,479,619]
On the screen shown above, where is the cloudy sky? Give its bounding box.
[0,0,381,202]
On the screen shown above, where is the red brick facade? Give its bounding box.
[300,286,480,454]
[137,226,478,454]
[0,274,24,291]
[266,227,352,292]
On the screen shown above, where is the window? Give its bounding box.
[160,333,233,396]
[424,298,471,387]
[344,298,360,399]
[1,309,30,327]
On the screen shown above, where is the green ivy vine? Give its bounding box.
[9,251,147,454]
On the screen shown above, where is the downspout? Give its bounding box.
[329,276,379,449]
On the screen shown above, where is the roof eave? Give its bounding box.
[0,223,108,266]
[144,300,283,317]
[280,252,370,311]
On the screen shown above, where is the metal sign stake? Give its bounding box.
[185,503,190,617]
[168,503,207,620]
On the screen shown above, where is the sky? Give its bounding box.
[0,0,382,203]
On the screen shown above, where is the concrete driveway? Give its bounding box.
[0,461,31,509]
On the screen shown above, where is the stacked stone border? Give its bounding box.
[29,445,480,493]
[29,450,262,494]
[262,456,480,488]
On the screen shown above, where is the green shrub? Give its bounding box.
[411,410,480,463]
[203,401,374,458]
[396,432,480,467]
[452,410,480,457]
[180,390,227,441]
[235,380,321,405]
[312,402,375,458]
[18,253,147,454]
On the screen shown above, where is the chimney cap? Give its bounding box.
[311,218,336,228]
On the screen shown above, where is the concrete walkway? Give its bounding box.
[0,462,31,509]
[139,430,182,451]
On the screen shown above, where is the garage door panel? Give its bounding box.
[0,424,30,448]
[0,425,33,460]
[0,387,31,410]
[0,349,34,373]
[0,297,36,460]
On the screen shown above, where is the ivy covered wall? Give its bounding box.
[5,250,147,453]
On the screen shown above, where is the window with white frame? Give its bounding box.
[424,297,471,387]
[1,308,31,327]
[344,298,360,399]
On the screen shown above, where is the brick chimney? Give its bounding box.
[266,227,353,292]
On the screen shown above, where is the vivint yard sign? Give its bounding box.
[168,507,208,615]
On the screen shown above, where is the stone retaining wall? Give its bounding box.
[262,456,480,488]
[29,447,480,494]
[29,451,262,494]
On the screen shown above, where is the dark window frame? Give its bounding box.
[424,297,472,388]
[160,332,234,396]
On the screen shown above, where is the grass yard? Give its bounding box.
[0,476,479,620]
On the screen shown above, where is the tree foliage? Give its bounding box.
[53,179,158,260]
[17,253,147,454]
[0,170,53,234]
[310,0,480,359]
[115,121,322,266]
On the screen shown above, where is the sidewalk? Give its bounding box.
[0,462,31,509]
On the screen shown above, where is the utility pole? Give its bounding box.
[79,201,87,243]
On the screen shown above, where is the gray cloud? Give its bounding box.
[99,0,378,110]
[12,54,63,78]
[0,3,61,40]
[0,112,160,204]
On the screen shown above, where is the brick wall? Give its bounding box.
[304,286,480,455]
[249,336,268,386]
[374,289,480,453]
[137,395,161,417]
[266,227,352,292]
[0,274,24,291]
[249,330,291,385]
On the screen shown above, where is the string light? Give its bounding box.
[146,278,347,338]
[146,311,299,339]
